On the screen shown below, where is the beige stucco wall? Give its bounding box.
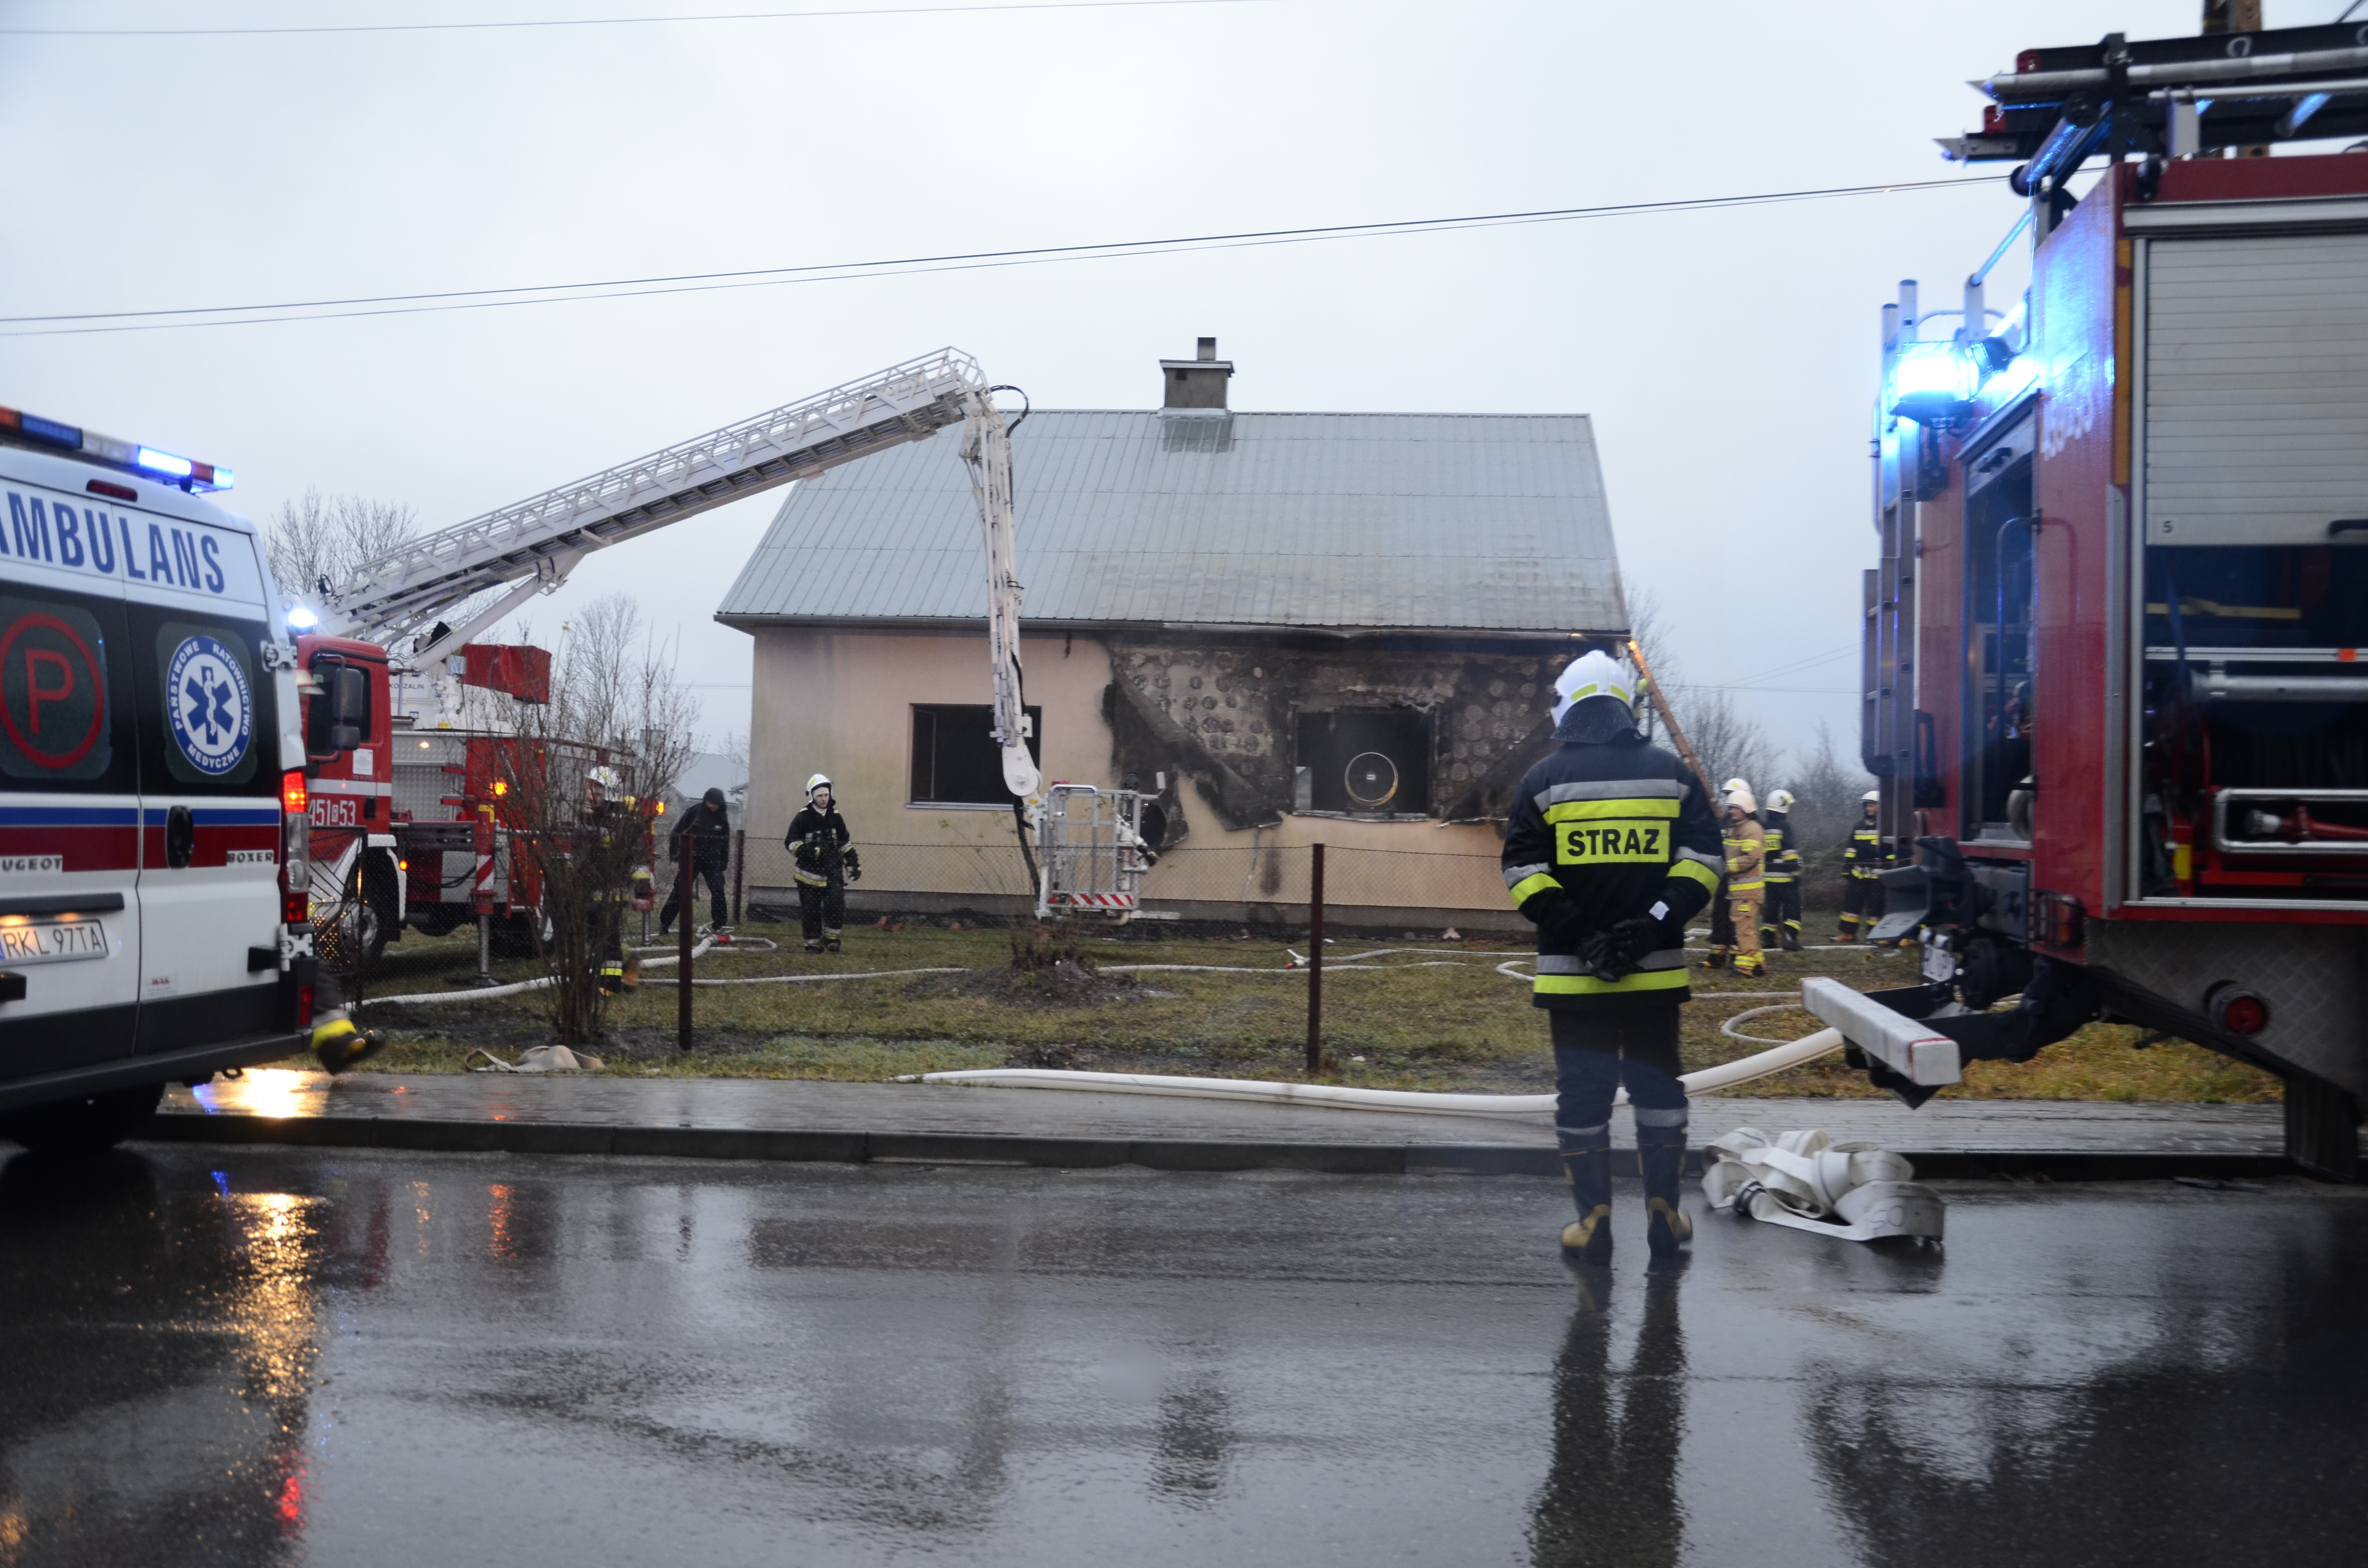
[742,624,1514,914]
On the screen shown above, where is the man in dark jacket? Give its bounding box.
[1503,651,1724,1262]
[660,787,734,937]
[786,773,859,954]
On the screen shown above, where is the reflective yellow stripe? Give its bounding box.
[1507,872,1560,906]
[1670,858,1720,892]
[1730,880,1764,894]
[1535,968,1691,997]
[1544,798,1682,824]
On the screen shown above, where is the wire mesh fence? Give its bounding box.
[730,834,1523,932]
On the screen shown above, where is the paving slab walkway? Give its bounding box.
[143,1070,2303,1179]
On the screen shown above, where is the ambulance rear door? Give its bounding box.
[0,464,144,1075]
[119,496,285,1055]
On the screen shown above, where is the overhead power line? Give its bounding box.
[0,176,2006,339]
[0,0,1270,38]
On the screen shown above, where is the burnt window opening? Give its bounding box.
[1293,709,1431,816]
[910,703,1042,806]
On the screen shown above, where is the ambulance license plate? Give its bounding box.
[0,919,109,965]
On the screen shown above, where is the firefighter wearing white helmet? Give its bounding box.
[1504,648,1724,1262]
[1705,780,1767,978]
[1703,775,1750,966]
[1760,787,1803,952]
[1838,787,1888,942]
[786,773,859,953]
[580,764,645,993]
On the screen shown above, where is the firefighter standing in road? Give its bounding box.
[1714,784,1768,979]
[1503,651,1725,1262]
[1838,789,1888,942]
[787,774,860,953]
[1759,788,1804,952]
[660,787,734,937]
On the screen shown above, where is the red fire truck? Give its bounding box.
[292,635,565,968]
[1811,19,2368,1177]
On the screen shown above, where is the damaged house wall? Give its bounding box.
[1104,635,1603,838]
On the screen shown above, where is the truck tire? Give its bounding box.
[317,861,395,977]
[488,912,548,961]
[0,1081,164,1155]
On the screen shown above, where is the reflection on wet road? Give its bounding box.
[0,1148,2362,1566]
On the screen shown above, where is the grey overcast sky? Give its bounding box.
[0,0,2305,764]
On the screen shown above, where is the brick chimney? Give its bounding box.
[1159,336,1233,409]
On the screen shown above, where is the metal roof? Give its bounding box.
[715,409,1625,636]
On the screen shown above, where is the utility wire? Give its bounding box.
[0,0,1270,37]
[0,176,2006,339]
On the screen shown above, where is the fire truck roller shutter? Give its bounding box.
[2141,229,2368,550]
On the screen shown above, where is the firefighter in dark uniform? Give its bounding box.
[1837,789,1888,942]
[660,786,733,937]
[1760,788,1804,952]
[580,766,651,992]
[1503,651,1725,1262]
[786,773,859,953]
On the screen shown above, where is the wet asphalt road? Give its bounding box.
[1,1147,2364,1568]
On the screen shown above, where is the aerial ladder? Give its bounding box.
[292,347,1141,949]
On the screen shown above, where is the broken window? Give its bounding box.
[1293,709,1431,816]
[909,704,1042,806]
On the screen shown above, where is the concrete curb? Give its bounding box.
[139,1112,2297,1181]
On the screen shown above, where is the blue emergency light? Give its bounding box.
[0,403,235,490]
[1886,340,1980,425]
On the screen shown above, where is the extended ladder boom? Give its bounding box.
[323,348,986,665]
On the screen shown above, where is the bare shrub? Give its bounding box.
[486,595,700,1044]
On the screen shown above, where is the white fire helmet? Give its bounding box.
[1722,776,1752,797]
[1724,783,1759,815]
[1863,789,1881,804]
[805,773,833,799]
[1550,650,1636,724]
[1767,789,1796,812]
[586,766,622,793]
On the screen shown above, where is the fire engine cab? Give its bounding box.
[0,408,315,1150]
[1814,18,2368,1178]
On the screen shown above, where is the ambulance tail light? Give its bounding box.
[282,771,311,925]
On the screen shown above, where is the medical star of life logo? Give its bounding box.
[165,635,251,776]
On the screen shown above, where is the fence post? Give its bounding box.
[731,828,746,928]
[678,853,694,1053]
[1306,842,1325,1075]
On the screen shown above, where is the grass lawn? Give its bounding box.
[315,908,2280,1104]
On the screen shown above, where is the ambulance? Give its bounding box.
[0,405,315,1151]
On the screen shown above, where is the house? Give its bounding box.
[715,340,1628,923]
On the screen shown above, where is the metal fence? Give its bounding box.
[728,836,1524,932]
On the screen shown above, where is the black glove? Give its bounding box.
[843,848,862,884]
[1578,915,1662,980]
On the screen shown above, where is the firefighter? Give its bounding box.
[1699,775,1751,969]
[1837,789,1890,942]
[1716,784,1768,979]
[1503,650,1724,1262]
[1760,788,1804,952]
[786,774,860,954]
[580,765,644,992]
[660,787,733,937]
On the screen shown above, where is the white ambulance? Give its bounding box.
[0,404,316,1151]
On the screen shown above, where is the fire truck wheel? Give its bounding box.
[317,865,395,978]
[0,1081,164,1155]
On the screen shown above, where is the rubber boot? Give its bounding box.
[1734,954,1767,980]
[1836,930,1859,944]
[1557,1139,1614,1264]
[1638,1130,1693,1258]
[1698,950,1728,970]
[1782,927,1803,953]
[311,1015,384,1076]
